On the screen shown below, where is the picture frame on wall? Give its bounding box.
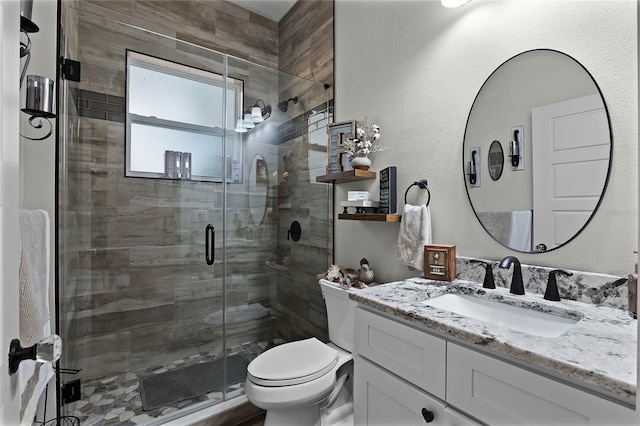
[326,120,355,174]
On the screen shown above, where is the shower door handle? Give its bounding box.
[205,224,215,265]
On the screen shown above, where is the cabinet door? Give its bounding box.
[446,343,636,426]
[355,308,447,400]
[355,356,481,426]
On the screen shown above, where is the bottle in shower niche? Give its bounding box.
[174,151,183,179]
[165,150,176,179]
[181,152,192,180]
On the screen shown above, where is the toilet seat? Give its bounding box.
[247,338,338,387]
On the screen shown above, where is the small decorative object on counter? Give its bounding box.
[357,258,375,284]
[629,252,637,319]
[318,264,371,289]
[424,244,456,282]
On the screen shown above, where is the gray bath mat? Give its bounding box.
[139,353,249,411]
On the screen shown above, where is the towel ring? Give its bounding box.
[404,179,430,206]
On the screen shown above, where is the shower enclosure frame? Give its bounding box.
[54,5,333,424]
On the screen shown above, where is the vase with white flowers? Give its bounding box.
[343,119,384,171]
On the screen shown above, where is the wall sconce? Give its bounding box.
[234,119,247,133]
[250,99,271,123]
[20,0,55,141]
[509,125,524,170]
[242,113,256,129]
[8,335,62,375]
[467,147,480,187]
[235,99,272,133]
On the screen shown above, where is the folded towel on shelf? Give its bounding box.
[18,210,53,425]
[397,204,432,271]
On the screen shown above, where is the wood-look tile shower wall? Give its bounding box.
[60,0,334,381]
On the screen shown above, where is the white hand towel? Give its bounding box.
[509,210,532,252]
[397,204,432,271]
[18,210,53,425]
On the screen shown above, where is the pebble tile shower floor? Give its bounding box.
[65,338,285,426]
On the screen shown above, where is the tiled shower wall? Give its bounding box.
[271,100,334,343]
[60,0,335,381]
[273,0,335,342]
[67,0,280,69]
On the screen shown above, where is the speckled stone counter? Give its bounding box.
[349,277,637,406]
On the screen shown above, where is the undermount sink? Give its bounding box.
[421,293,578,338]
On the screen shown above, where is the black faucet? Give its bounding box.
[544,269,573,301]
[499,256,525,295]
[469,259,496,289]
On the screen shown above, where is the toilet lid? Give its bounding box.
[247,337,338,387]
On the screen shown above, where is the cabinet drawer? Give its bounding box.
[355,307,446,399]
[355,356,481,426]
[446,343,635,426]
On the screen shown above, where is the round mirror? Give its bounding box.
[488,140,504,181]
[248,154,268,225]
[463,49,611,253]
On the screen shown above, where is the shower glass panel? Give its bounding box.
[58,6,331,425]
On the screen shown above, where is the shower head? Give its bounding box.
[277,96,299,112]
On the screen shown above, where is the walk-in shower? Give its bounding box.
[57,6,332,424]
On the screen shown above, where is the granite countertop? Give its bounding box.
[349,277,637,405]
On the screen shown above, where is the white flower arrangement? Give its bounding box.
[344,119,384,159]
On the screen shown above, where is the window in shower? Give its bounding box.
[125,50,244,182]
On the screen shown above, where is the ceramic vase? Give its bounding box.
[351,154,371,170]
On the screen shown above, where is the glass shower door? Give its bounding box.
[58,5,333,425]
[58,8,234,423]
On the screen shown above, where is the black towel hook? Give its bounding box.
[404,179,430,206]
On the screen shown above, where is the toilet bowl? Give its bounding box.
[245,279,357,426]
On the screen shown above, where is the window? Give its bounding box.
[125,51,243,182]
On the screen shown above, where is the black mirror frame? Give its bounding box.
[462,48,613,253]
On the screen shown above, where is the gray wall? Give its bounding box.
[334,0,637,279]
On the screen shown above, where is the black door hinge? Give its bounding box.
[61,379,82,405]
[61,58,81,82]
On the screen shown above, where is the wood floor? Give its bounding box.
[190,401,265,426]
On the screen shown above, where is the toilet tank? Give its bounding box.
[319,279,357,352]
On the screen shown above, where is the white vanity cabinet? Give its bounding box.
[354,307,481,425]
[447,343,636,426]
[354,306,636,426]
[355,356,480,425]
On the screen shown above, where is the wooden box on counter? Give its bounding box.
[424,244,456,282]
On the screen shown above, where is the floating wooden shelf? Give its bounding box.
[316,169,376,184]
[338,213,402,222]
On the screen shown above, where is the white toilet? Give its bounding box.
[245,279,357,426]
